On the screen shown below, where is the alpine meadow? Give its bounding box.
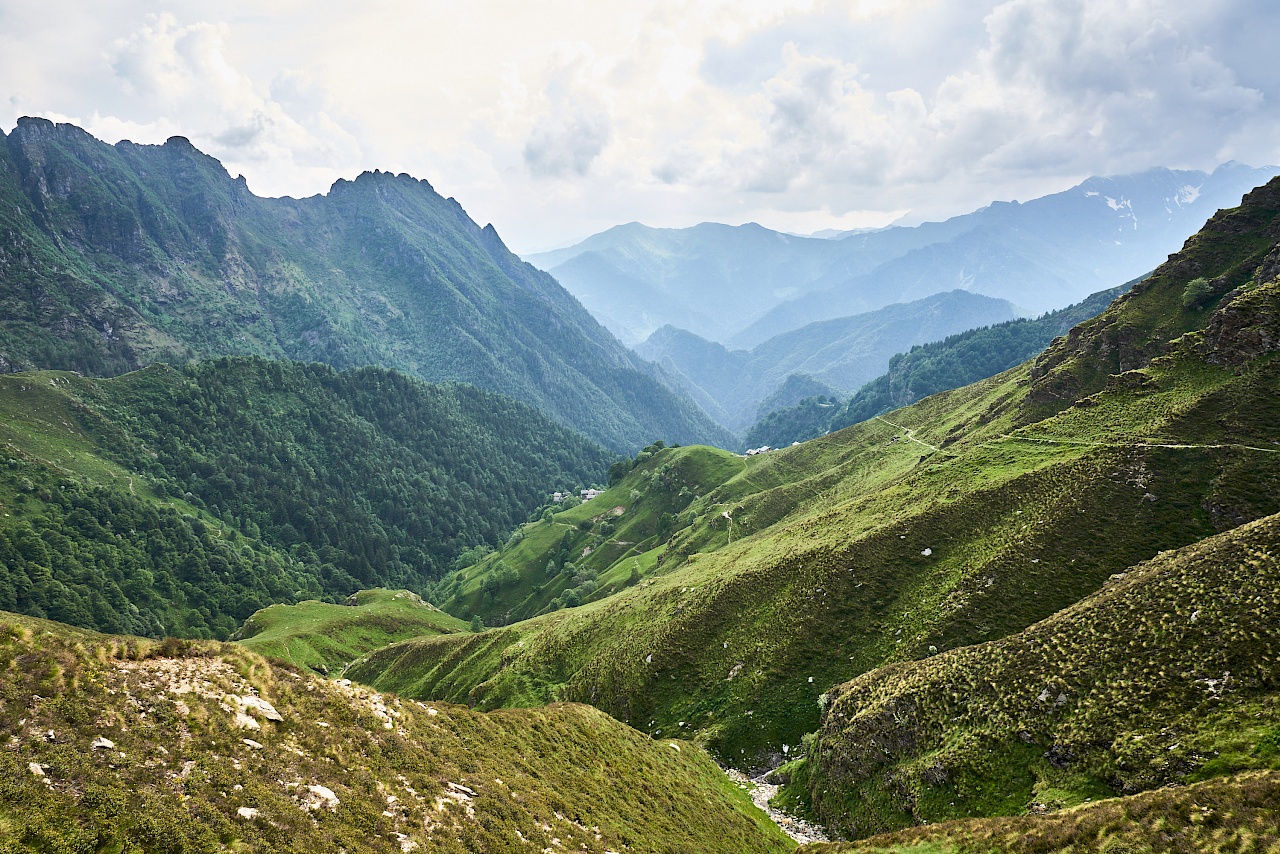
[3,5,1280,850]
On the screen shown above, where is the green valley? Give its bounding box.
[434,442,745,626]
[346,173,1280,821]
[4,119,1280,852]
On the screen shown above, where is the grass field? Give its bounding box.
[348,181,1280,799]
[234,589,468,675]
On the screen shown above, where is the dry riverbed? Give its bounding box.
[726,769,828,845]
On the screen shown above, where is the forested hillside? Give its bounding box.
[637,290,1015,433]
[0,358,611,638]
[0,117,730,452]
[743,282,1131,448]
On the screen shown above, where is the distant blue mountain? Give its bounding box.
[527,163,1279,348]
[634,290,1016,433]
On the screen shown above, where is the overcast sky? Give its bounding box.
[3,0,1278,252]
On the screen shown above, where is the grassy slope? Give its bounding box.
[792,510,1280,839]
[799,770,1280,854]
[350,351,1280,766]
[234,589,468,675]
[0,611,792,854]
[438,444,745,625]
[347,180,1280,774]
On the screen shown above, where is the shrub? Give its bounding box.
[1182,277,1216,309]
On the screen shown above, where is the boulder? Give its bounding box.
[238,695,283,722]
[303,784,340,812]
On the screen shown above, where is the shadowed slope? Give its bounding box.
[348,178,1280,774]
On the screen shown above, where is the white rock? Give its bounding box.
[234,711,261,730]
[27,762,45,777]
[236,806,259,820]
[921,548,932,556]
[91,736,115,750]
[303,784,340,811]
[243,738,264,749]
[238,695,283,722]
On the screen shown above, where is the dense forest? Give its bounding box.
[0,358,613,638]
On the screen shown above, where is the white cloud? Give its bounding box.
[522,61,614,178]
[97,14,363,192]
[1,0,1278,249]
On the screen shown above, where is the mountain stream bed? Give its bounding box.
[725,768,829,844]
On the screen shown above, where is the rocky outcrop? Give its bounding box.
[1198,279,1280,368]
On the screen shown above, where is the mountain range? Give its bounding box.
[350,174,1280,843]
[636,289,1017,432]
[3,115,1280,852]
[0,117,729,453]
[527,163,1279,348]
[743,280,1133,448]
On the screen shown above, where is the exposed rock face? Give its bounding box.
[237,695,284,722]
[1198,279,1280,367]
[1253,243,1280,287]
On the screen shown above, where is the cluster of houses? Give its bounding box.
[744,446,773,456]
[552,488,603,503]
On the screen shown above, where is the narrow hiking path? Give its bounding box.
[875,415,942,453]
[997,433,1280,454]
[872,415,1280,458]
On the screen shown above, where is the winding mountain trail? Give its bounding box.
[872,416,1280,459]
[874,415,941,453]
[997,433,1280,454]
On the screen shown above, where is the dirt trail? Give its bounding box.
[998,433,1280,454]
[875,415,941,453]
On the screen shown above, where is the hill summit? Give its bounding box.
[0,117,729,452]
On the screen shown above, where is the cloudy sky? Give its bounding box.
[2,0,1278,252]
